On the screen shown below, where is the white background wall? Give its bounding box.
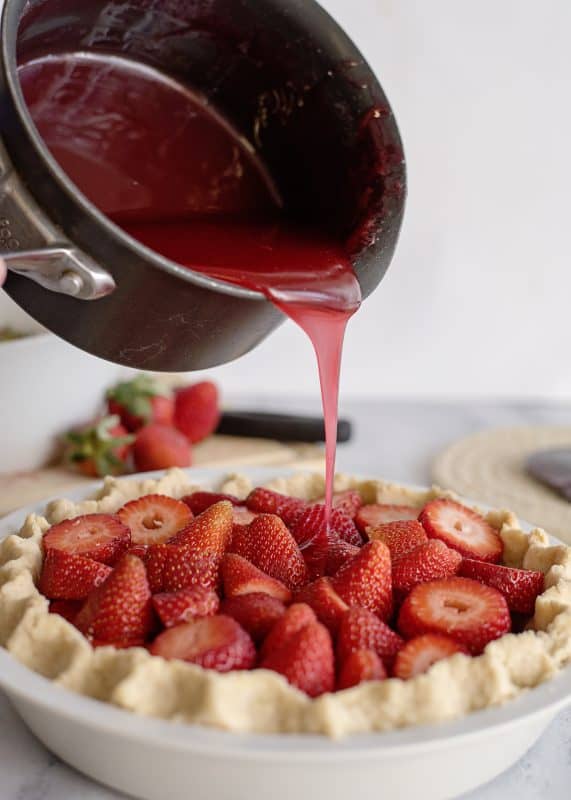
[203,0,571,399]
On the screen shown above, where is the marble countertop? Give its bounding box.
[2,397,571,800]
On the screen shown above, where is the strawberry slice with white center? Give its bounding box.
[458,559,544,615]
[118,494,192,546]
[355,504,419,535]
[419,499,503,563]
[149,615,256,672]
[397,576,511,654]
[75,554,154,646]
[221,553,292,602]
[220,593,286,642]
[330,540,393,621]
[152,586,220,628]
[337,649,387,690]
[43,514,130,565]
[393,634,469,679]
[39,549,112,600]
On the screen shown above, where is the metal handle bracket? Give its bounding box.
[4,246,116,299]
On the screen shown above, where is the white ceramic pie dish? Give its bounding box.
[0,465,570,800]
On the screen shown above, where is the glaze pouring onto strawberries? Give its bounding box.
[19,53,362,531]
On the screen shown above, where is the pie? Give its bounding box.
[0,468,570,738]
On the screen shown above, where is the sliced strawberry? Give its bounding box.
[174,381,221,444]
[133,423,192,472]
[294,577,348,633]
[337,649,387,690]
[152,586,220,628]
[292,504,362,548]
[419,499,503,563]
[162,546,220,592]
[49,599,82,624]
[182,491,243,515]
[144,543,170,593]
[260,602,317,660]
[149,614,256,672]
[331,490,363,519]
[118,494,192,546]
[221,593,286,642]
[392,540,462,596]
[168,501,233,558]
[39,549,112,600]
[43,514,130,565]
[336,607,404,667]
[221,553,292,602]
[458,559,544,615]
[260,620,334,697]
[325,541,360,575]
[245,488,307,527]
[127,544,148,560]
[293,505,361,582]
[107,374,174,431]
[368,520,428,561]
[398,576,511,654]
[330,540,392,620]
[75,554,154,645]
[232,507,258,527]
[230,514,307,590]
[393,634,469,680]
[355,504,419,534]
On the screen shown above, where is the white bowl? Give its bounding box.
[0,466,570,800]
[0,294,123,471]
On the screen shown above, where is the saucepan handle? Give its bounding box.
[4,246,116,300]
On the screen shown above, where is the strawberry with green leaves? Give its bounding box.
[107,375,174,432]
[64,415,134,477]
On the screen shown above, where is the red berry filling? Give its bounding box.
[38,487,544,694]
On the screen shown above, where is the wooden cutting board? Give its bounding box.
[0,434,324,517]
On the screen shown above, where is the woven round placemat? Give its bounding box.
[432,426,571,544]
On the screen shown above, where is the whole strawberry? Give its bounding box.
[174,381,220,443]
[133,423,192,472]
[64,415,134,477]
[107,375,174,432]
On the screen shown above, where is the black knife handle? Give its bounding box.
[217,411,352,443]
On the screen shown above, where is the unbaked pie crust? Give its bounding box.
[0,468,570,738]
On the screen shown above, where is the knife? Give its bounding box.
[217,411,352,443]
